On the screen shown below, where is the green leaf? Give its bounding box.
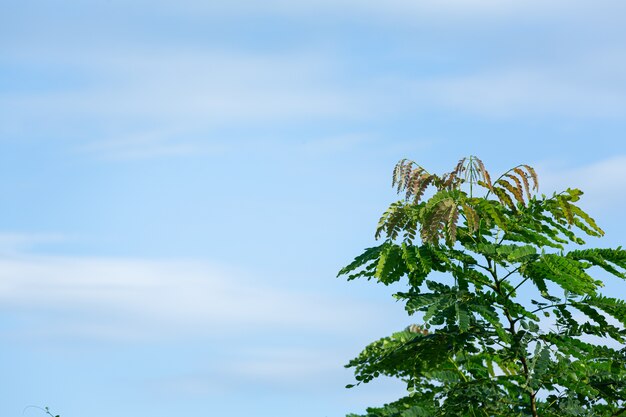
[455,302,470,332]
[338,244,386,280]
[525,254,598,295]
[375,243,408,285]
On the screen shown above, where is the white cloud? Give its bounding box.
[224,347,342,381]
[78,129,211,160]
[0,253,388,342]
[137,0,606,22]
[299,133,373,156]
[1,44,386,160]
[0,47,372,160]
[0,233,66,254]
[145,347,355,397]
[413,60,626,119]
[537,156,626,210]
[4,2,626,162]
[1,48,362,127]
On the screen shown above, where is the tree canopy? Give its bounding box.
[339,156,626,417]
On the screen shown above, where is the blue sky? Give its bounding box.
[2,1,626,416]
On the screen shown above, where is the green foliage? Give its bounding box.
[339,156,626,417]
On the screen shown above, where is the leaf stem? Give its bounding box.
[504,274,529,298]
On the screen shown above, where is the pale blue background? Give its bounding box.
[2,1,626,416]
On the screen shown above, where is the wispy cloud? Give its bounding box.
[137,0,612,22]
[1,48,363,128]
[537,155,626,211]
[79,129,374,160]
[1,47,373,162]
[0,253,389,342]
[78,130,210,160]
[412,53,626,119]
[299,133,373,156]
[0,233,66,255]
[224,347,342,381]
[145,348,353,398]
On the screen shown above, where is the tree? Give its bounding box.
[339,156,626,417]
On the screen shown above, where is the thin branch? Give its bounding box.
[504,274,529,298]
[528,303,570,316]
[486,255,539,417]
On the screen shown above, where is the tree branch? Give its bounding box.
[487,256,539,417]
